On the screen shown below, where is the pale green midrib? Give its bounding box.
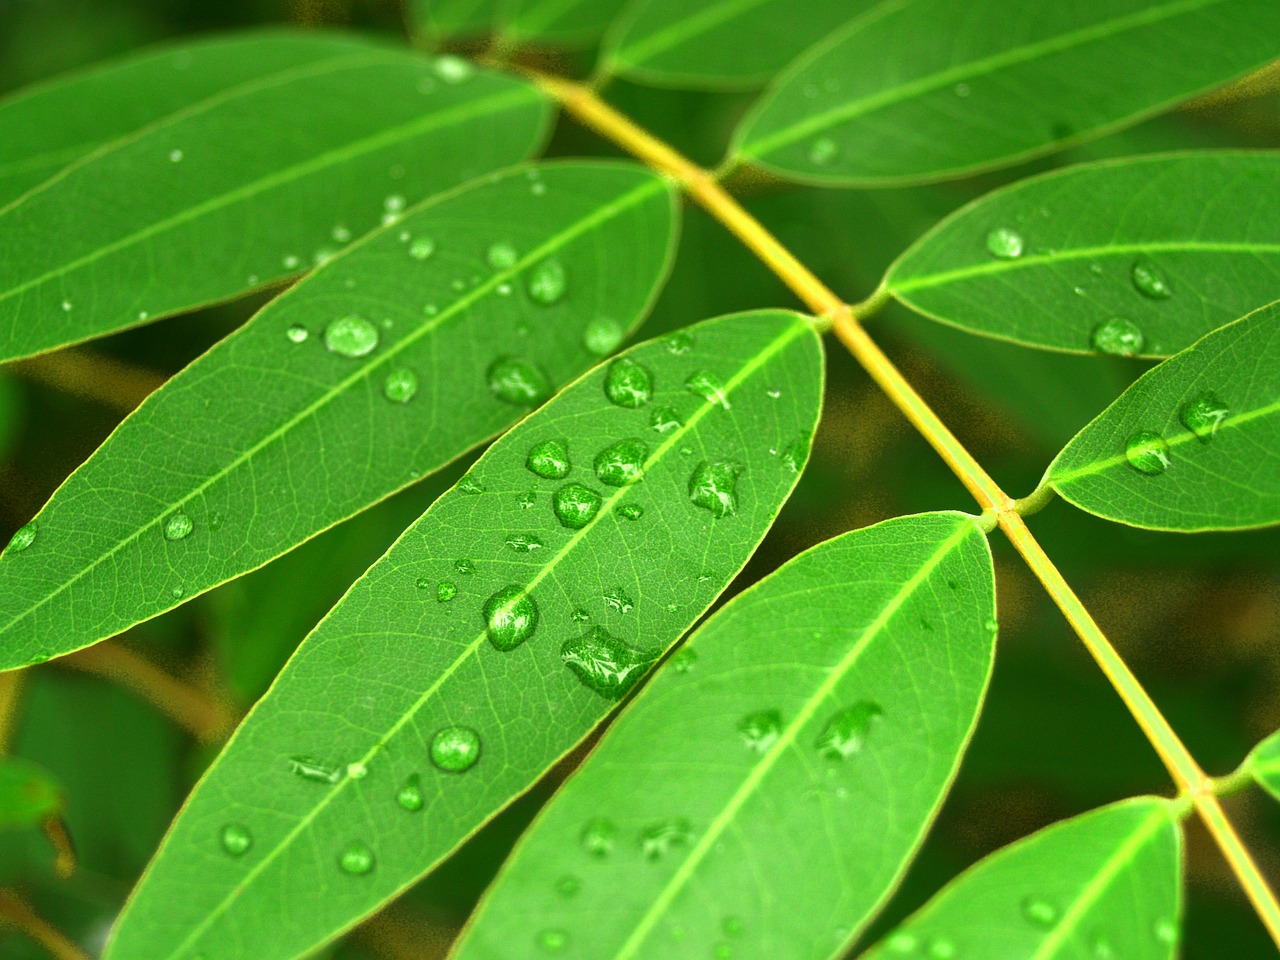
[0,176,666,643]
[1028,806,1169,960]
[741,0,1223,158]
[1050,395,1280,487]
[153,313,811,960]
[614,0,773,67]
[614,519,975,960]
[891,240,1280,294]
[0,85,539,309]
[0,144,88,179]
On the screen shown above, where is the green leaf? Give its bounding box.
[603,0,872,89]
[103,309,824,960]
[0,40,551,362]
[409,0,504,41]
[886,152,1280,357]
[862,798,1182,959]
[0,758,62,830]
[1248,730,1280,801]
[733,0,1280,185]
[504,0,630,46]
[1047,301,1280,531]
[0,161,678,669]
[453,511,995,960]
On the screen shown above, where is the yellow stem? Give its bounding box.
[0,889,90,960]
[534,72,1280,947]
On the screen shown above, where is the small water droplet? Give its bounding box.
[583,318,624,356]
[324,315,380,358]
[487,357,551,406]
[781,433,811,473]
[517,490,537,509]
[1022,896,1059,928]
[639,819,691,861]
[505,534,544,553]
[553,483,602,529]
[808,136,838,166]
[1090,318,1144,357]
[383,368,418,404]
[580,819,616,857]
[1153,918,1178,945]
[455,558,476,576]
[1125,431,1171,476]
[430,725,481,772]
[6,522,37,554]
[220,823,252,856]
[437,581,457,602]
[487,241,519,270]
[766,388,781,399]
[171,584,185,599]
[1179,392,1228,442]
[650,406,683,433]
[986,227,1024,259]
[483,586,539,651]
[619,503,644,521]
[1131,258,1173,299]
[555,874,580,897]
[561,627,650,698]
[722,916,743,937]
[415,577,430,590]
[409,236,436,261]
[885,931,919,954]
[286,324,309,344]
[396,774,423,811]
[672,648,697,673]
[526,439,571,479]
[954,82,971,97]
[714,944,733,959]
[537,929,568,953]
[61,300,72,311]
[289,755,342,784]
[603,588,634,614]
[738,710,782,752]
[594,439,648,486]
[169,149,184,163]
[433,54,473,84]
[1091,934,1117,959]
[927,939,955,960]
[571,607,591,623]
[346,762,368,780]
[458,476,485,495]
[163,512,193,541]
[339,841,376,875]
[685,371,730,409]
[527,258,567,305]
[689,461,741,518]
[604,358,653,408]
[664,331,693,355]
[816,702,882,759]
[331,225,352,243]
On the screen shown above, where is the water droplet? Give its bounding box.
[487,357,551,406]
[986,227,1024,259]
[1131,258,1173,299]
[603,588,634,614]
[483,586,539,651]
[455,558,475,575]
[1125,431,1171,476]
[555,875,580,897]
[61,300,72,311]
[619,503,644,521]
[339,841,375,875]
[650,406,683,433]
[517,490,537,509]
[220,823,252,856]
[415,577,431,590]
[433,54,473,83]
[1153,918,1178,945]
[781,433,811,473]
[664,331,693,355]
[286,324,309,344]
[672,648,697,673]
[927,939,955,960]
[487,241,519,270]
[604,358,653,408]
[571,607,591,623]
[561,627,650,698]
[816,702,882,759]
[689,461,742,518]
[537,929,568,953]
[885,931,919,953]
[594,439,648,486]
[639,819,691,861]
[553,483,602,529]
[383,368,418,404]
[289,755,342,784]
[583,318,624,356]
[169,149,184,163]
[171,584,185,600]
[324,315,380,358]
[580,819,616,857]
[527,259,567,305]
[1090,318,1144,357]
[954,82,971,97]
[714,944,733,959]
[6,522,37,554]
[384,194,405,213]
[505,534,544,553]
[738,710,782,752]
[808,136,838,166]
[1022,896,1059,928]
[396,774,423,811]
[163,512,193,541]
[526,439,571,479]
[685,371,730,409]
[1091,934,1117,959]
[409,236,436,261]
[430,725,481,772]
[1179,392,1228,442]
[437,581,457,602]
[346,762,368,780]
[458,476,485,495]
[766,388,781,399]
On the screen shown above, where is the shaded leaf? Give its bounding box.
[453,511,995,960]
[862,798,1182,960]
[0,161,678,669]
[504,0,631,46]
[734,0,1280,185]
[887,152,1280,356]
[103,310,824,960]
[0,39,550,361]
[408,0,504,41]
[1048,301,1280,531]
[0,758,62,830]
[1249,730,1280,801]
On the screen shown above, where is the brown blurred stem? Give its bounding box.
[9,349,165,414]
[0,890,89,960]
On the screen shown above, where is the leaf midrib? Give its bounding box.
[0,175,667,645]
[613,517,976,960]
[154,313,813,960]
[612,0,773,68]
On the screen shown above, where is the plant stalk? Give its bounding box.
[0,890,90,960]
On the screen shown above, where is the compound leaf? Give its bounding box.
[862,798,1182,960]
[887,152,1280,357]
[103,309,824,960]
[1048,301,1280,531]
[734,0,1280,185]
[0,161,678,669]
[453,511,995,960]
[1249,731,1280,801]
[0,38,550,362]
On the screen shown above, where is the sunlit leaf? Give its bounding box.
[1249,730,1280,801]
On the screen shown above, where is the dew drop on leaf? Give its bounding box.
[685,370,730,408]
[1091,934,1117,959]
[396,774,423,812]
[672,648,697,673]
[458,476,485,495]
[346,762,367,780]
[580,818,616,857]
[781,433,811,473]
[1090,318,1144,357]
[323,316,380,358]
[1179,392,1228,443]
[1131,258,1173,299]
[594,439,648,486]
[604,358,653,408]
[517,490,537,510]
[163,512,193,541]
[1125,431,1171,476]
[663,331,693,355]
[722,917,743,937]
[553,483,602,529]
[1022,896,1059,928]
[985,227,1024,259]
[408,236,436,261]
[219,823,252,857]
[482,585,539,651]
[338,841,376,875]
[583,318,624,356]
[619,503,644,521]
[602,588,634,614]
[285,324,309,344]
[288,755,342,784]
[927,938,956,960]
[885,931,918,953]
[432,54,473,83]
[738,710,782,753]
[505,534,544,553]
[487,357,551,406]
[536,929,568,953]
[639,819,692,861]
[554,875,580,897]
[650,405,683,433]
[815,702,882,759]
[526,258,567,305]
[526,439,571,479]
[561,627,650,698]
[689,461,742,518]
[430,725,481,772]
[437,581,457,603]
[455,558,475,575]
[383,368,418,404]
[486,241,518,270]
[1153,918,1178,945]
[6,522,36,554]
[808,136,838,166]
[570,607,591,623]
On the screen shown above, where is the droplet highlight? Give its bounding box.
[816,702,882,759]
[383,368,418,404]
[1179,392,1228,443]
[6,522,36,554]
[526,258,567,305]
[1090,318,1144,357]
[163,512,193,541]
[220,823,252,857]
[1131,258,1173,299]
[685,370,730,409]
[396,774,424,811]
[738,710,782,753]
[986,227,1024,259]
[339,841,376,875]
[487,357,551,406]
[553,483,602,529]
[526,439,571,479]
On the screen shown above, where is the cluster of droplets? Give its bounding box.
[1122,391,1229,478]
[737,700,882,760]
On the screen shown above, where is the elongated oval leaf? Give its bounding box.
[734,0,1280,185]
[410,0,629,47]
[453,511,995,960]
[0,43,550,362]
[603,0,872,89]
[103,310,824,960]
[1249,731,1280,801]
[887,152,1280,357]
[1048,301,1280,531]
[409,0,504,41]
[0,161,678,669]
[862,798,1182,959]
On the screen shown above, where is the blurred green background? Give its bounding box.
[0,0,1277,956]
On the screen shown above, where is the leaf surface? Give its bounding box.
[1048,301,1280,531]
[408,0,504,40]
[861,798,1182,959]
[1249,730,1280,801]
[453,511,995,960]
[0,758,62,829]
[0,162,678,668]
[733,0,1280,185]
[103,310,825,960]
[0,41,550,361]
[886,152,1280,356]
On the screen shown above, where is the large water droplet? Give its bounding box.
[685,371,730,408]
[289,755,342,784]
[339,841,376,875]
[396,774,423,811]
[561,627,650,698]
[604,358,653,408]
[583,318,624,356]
[650,406,682,434]
[1179,392,1228,443]
[689,461,741,518]
[1131,258,1173,299]
[1125,431,1171,476]
[537,929,568,953]
[1022,896,1059,928]
[409,236,436,261]
[639,819,691,861]
[527,259,567,305]
[816,702,882,759]
[488,357,551,406]
[553,483,602,529]
[483,585,539,651]
[383,368,418,404]
[6,522,37,554]
[808,137,838,166]
[437,581,457,603]
[580,819,616,857]
[986,227,1024,259]
[487,241,518,270]
[526,439,571,479]
[163,511,193,541]
[324,316,380,358]
[738,710,782,753]
[430,725,481,772]
[286,324,309,344]
[603,588,634,614]
[594,439,648,486]
[1090,318,1144,357]
[220,823,252,857]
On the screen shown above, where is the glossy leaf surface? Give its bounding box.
[0,40,550,361]
[1049,302,1280,531]
[887,152,1280,356]
[1249,730,1280,801]
[103,310,825,960]
[0,162,678,669]
[734,0,1280,185]
[862,798,1182,960]
[454,511,995,960]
